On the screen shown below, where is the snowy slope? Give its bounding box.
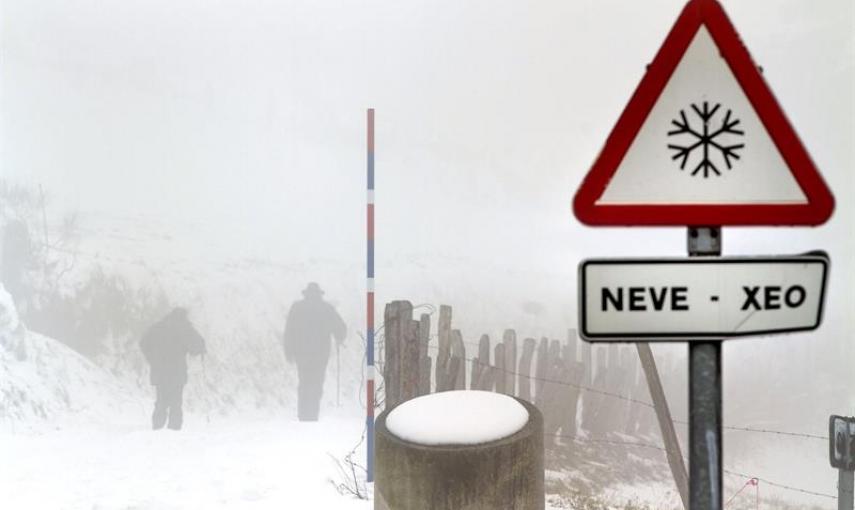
[0,286,147,433]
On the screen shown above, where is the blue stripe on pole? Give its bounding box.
[367,241,374,278]
[367,329,374,365]
[368,153,374,189]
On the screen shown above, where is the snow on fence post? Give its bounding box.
[450,330,466,390]
[502,329,517,396]
[417,313,431,396]
[517,338,537,402]
[435,305,452,392]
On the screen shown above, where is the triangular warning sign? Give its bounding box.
[573,0,834,226]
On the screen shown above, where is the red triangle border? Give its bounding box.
[573,0,834,226]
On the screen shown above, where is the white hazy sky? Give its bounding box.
[0,0,850,254]
[1,0,853,377]
[3,0,852,320]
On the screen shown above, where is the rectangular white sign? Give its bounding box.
[579,254,829,341]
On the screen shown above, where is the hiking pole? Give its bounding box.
[336,342,341,407]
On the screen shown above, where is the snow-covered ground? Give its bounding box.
[0,411,371,510]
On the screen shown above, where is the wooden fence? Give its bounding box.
[381,300,658,442]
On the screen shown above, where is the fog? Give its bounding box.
[0,0,852,508]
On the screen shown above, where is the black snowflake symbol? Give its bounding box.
[667,101,745,178]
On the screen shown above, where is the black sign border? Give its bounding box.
[578,253,829,342]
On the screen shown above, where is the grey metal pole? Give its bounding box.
[841,469,854,510]
[688,227,723,510]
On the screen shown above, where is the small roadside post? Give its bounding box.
[830,415,855,510]
[572,1,835,509]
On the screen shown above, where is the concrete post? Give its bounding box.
[375,397,544,510]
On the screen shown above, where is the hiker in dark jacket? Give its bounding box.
[283,283,346,421]
[140,307,206,430]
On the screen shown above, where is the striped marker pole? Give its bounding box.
[366,108,375,483]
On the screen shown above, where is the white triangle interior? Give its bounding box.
[597,26,808,205]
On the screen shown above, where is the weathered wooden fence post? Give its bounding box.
[450,330,466,390]
[477,335,496,392]
[602,344,622,434]
[534,338,549,399]
[502,329,517,396]
[581,339,592,386]
[637,343,689,510]
[619,347,636,434]
[435,305,452,392]
[471,334,490,390]
[561,330,583,437]
[384,301,413,409]
[539,340,566,442]
[399,319,421,403]
[493,342,506,394]
[517,338,537,402]
[417,313,431,396]
[582,347,608,434]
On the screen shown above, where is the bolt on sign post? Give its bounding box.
[572,1,834,509]
[829,415,855,510]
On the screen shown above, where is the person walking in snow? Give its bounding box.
[140,307,206,430]
[283,283,346,421]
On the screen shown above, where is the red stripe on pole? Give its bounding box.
[367,204,375,240]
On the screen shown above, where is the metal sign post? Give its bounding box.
[841,470,854,510]
[688,227,722,510]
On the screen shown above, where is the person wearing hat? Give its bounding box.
[283,282,346,421]
[140,307,206,430]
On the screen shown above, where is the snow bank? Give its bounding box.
[0,284,146,432]
[0,284,19,335]
[385,390,529,445]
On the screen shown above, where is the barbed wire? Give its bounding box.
[723,468,837,500]
[425,342,657,408]
[420,342,828,442]
[546,432,838,501]
[670,419,827,441]
[548,431,669,452]
[437,337,828,440]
